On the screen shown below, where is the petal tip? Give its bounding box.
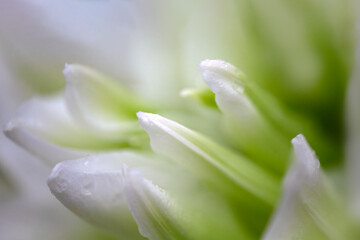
[136,111,145,119]
[291,134,320,171]
[199,59,225,70]
[3,120,16,134]
[63,63,74,77]
[137,112,160,126]
[47,161,68,195]
[199,59,239,77]
[291,134,306,146]
[63,63,85,83]
[2,120,21,141]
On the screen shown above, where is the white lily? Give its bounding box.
[4,58,355,239]
[1,0,358,239]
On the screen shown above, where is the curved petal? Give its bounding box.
[3,121,88,165]
[48,151,231,239]
[47,152,160,239]
[122,164,254,240]
[3,95,148,154]
[63,64,153,132]
[122,165,187,240]
[137,112,279,204]
[138,112,281,236]
[200,59,340,171]
[263,134,353,240]
[200,59,291,174]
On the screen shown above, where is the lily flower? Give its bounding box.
[1,0,358,239]
[4,58,357,239]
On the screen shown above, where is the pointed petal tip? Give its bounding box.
[63,63,86,83]
[137,112,160,126]
[47,159,83,198]
[291,134,306,145]
[136,111,145,119]
[199,59,246,98]
[3,120,16,135]
[3,120,22,141]
[62,63,74,77]
[199,59,226,70]
[291,134,320,172]
[47,160,83,196]
[136,111,147,124]
[199,59,240,77]
[47,162,65,194]
[198,59,215,70]
[291,134,312,154]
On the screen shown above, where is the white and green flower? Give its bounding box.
[1,0,359,239]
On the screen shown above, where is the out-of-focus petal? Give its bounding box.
[346,16,360,220]
[64,64,154,131]
[3,121,88,165]
[180,87,217,108]
[4,95,149,155]
[263,134,354,240]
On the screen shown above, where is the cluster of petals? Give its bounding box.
[4,59,355,240]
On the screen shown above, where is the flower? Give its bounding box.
[1,0,358,239]
[5,59,358,239]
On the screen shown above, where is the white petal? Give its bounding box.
[138,112,281,233]
[3,94,147,155]
[47,152,163,239]
[3,95,92,163]
[137,111,279,205]
[291,134,320,179]
[199,59,254,118]
[63,64,150,132]
[200,59,290,174]
[3,121,88,165]
[122,165,185,240]
[263,134,352,240]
